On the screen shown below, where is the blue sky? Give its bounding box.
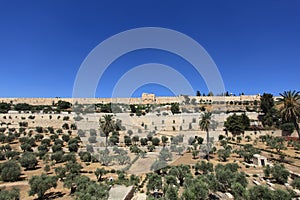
[0,0,299,98]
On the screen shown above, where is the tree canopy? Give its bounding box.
[0,188,19,200]
[279,90,300,139]
[199,112,212,160]
[171,103,181,114]
[29,174,58,199]
[99,115,115,148]
[19,152,38,170]
[224,113,250,135]
[0,161,21,182]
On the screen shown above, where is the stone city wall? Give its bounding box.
[0,94,275,106]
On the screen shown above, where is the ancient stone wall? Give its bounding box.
[0,94,276,106]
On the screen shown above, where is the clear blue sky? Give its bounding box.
[0,0,299,98]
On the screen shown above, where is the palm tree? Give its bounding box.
[99,115,115,149]
[199,112,212,160]
[279,90,300,139]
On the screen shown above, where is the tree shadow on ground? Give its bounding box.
[34,192,65,200]
[24,166,42,171]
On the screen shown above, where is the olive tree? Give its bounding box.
[0,161,21,182]
[19,152,38,170]
[29,174,58,199]
[0,188,19,200]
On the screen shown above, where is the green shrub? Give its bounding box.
[0,160,21,182]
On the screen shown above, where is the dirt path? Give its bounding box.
[0,181,29,187]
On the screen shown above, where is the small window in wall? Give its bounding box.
[183,119,185,123]
[173,120,175,124]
